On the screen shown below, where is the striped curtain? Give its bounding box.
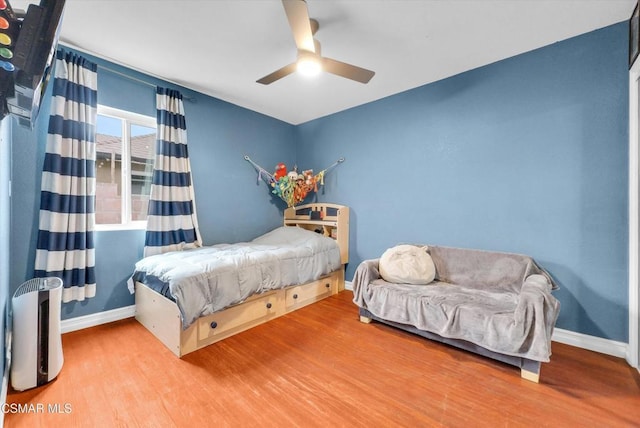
[144,87,201,257]
[34,50,98,303]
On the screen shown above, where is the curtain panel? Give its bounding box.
[34,50,98,303]
[144,87,201,257]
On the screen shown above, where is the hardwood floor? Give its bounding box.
[5,291,640,427]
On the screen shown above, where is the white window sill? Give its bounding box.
[95,223,147,232]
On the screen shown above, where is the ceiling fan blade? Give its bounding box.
[282,0,315,53]
[322,57,375,84]
[256,63,297,85]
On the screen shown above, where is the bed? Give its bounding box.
[130,203,349,357]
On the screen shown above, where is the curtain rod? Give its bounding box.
[59,40,196,103]
[97,64,196,103]
[97,64,155,89]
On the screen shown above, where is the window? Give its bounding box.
[95,105,156,229]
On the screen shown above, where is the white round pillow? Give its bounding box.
[379,245,436,285]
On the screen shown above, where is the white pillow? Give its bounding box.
[379,245,436,285]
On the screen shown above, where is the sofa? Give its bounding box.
[352,245,560,382]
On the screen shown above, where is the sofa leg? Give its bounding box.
[520,369,539,383]
[359,316,372,324]
[520,360,541,383]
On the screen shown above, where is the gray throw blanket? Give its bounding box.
[352,246,560,362]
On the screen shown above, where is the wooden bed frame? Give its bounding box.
[134,203,349,357]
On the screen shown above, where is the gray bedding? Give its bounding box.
[131,226,342,329]
[352,246,560,362]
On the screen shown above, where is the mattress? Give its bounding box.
[130,226,342,329]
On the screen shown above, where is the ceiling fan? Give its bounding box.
[256,0,375,85]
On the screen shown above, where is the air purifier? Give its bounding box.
[11,277,64,391]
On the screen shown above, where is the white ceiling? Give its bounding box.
[13,0,637,124]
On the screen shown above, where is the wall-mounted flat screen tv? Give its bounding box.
[0,0,66,128]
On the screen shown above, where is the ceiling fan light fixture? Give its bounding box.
[296,50,321,77]
[256,1,375,85]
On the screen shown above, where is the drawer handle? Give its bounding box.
[325,283,330,288]
[293,294,298,299]
[210,321,218,329]
[266,302,272,309]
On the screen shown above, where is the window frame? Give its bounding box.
[95,105,156,231]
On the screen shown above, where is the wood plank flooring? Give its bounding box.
[5,291,640,427]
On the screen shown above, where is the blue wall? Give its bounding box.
[297,23,629,342]
[7,22,631,343]
[9,48,296,320]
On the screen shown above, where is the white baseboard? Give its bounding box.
[345,280,628,360]
[551,328,628,359]
[61,305,135,334]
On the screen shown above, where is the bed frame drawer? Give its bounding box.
[285,277,336,312]
[197,291,281,342]
[135,268,345,357]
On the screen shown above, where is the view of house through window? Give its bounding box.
[95,106,156,227]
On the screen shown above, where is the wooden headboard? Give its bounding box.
[284,203,349,264]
